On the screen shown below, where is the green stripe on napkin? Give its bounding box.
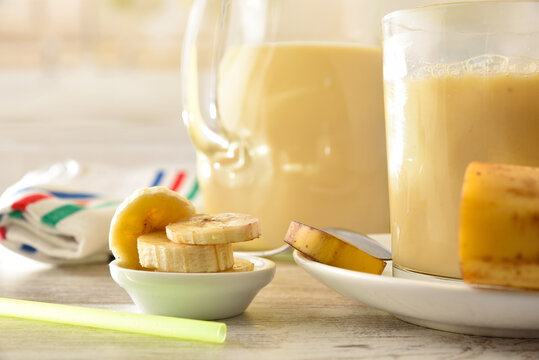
[187,181,199,201]
[88,201,119,210]
[41,204,84,227]
[9,211,24,219]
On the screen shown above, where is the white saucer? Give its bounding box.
[293,242,539,338]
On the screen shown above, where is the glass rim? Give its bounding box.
[382,1,538,26]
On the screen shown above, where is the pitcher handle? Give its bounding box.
[180,0,244,165]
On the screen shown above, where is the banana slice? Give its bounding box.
[284,221,386,274]
[226,258,255,273]
[109,186,196,269]
[138,231,234,273]
[166,213,260,245]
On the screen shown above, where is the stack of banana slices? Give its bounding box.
[109,187,260,273]
[139,213,260,273]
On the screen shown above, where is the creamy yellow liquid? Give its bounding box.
[198,43,389,251]
[385,69,539,278]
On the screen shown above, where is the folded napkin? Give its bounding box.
[0,160,201,265]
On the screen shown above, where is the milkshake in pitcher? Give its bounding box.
[201,43,389,251]
[182,0,389,252]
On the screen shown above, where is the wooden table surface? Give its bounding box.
[1,247,538,360]
[1,70,538,359]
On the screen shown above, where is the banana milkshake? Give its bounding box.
[198,43,389,251]
[385,56,539,278]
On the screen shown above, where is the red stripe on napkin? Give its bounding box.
[11,193,52,211]
[0,227,6,241]
[169,171,186,192]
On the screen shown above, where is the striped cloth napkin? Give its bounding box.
[0,160,201,265]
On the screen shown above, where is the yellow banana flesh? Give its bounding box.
[138,231,234,273]
[226,258,255,272]
[109,187,196,269]
[166,213,260,245]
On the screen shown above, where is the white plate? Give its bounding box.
[293,236,539,338]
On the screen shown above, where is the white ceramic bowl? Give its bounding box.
[109,253,275,320]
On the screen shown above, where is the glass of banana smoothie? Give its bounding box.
[181,0,390,252]
[382,1,539,279]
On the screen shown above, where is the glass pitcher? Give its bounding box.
[181,0,389,251]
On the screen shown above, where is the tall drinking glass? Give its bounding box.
[383,1,539,278]
[181,0,390,252]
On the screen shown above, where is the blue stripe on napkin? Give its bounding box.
[150,170,164,187]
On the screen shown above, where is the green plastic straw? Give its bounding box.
[0,297,226,344]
